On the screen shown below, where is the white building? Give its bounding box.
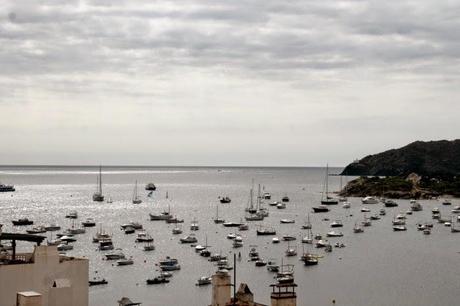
[0,233,88,306]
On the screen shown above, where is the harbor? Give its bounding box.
[1,166,459,306]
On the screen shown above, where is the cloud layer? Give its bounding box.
[1,0,459,165]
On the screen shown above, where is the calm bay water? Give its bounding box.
[1,166,459,306]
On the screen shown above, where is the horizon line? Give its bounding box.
[0,164,346,169]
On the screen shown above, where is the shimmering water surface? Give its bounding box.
[1,166,459,306]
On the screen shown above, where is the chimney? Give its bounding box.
[17,291,42,306]
[270,282,297,306]
[211,270,231,306]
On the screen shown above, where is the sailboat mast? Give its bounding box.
[325,164,329,197]
[98,166,102,194]
[257,184,261,210]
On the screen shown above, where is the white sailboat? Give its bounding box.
[213,205,225,224]
[132,180,142,204]
[92,166,104,202]
[321,164,338,205]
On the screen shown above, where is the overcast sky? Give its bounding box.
[0,0,459,166]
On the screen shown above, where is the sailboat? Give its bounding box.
[321,164,338,205]
[213,205,225,224]
[302,213,312,229]
[132,181,142,204]
[92,166,104,202]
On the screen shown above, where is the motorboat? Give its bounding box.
[149,211,172,221]
[57,242,73,251]
[117,258,134,266]
[272,237,280,243]
[267,261,280,272]
[432,207,440,214]
[280,219,295,224]
[143,243,155,251]
[451,206,460,214]
[200,249,211,257]
[227,233,237,239]
[379,208,386,216]
[65,211,78,219]
[249,248,259,260]
[410,200,422,211]
[255,259,267,267]
[180,234,197,243]
[442,199,452,206]
[59,235,77,243]
[222,221,242,227]
[334,242,346,248]
[124,226,135,234]
[172,226,183,235]
[256,227,276,236]
[269,201,279,206]
[12,218,33,226]
[93,229,111,243]
[276,202,286,209]
[282,195,290,202]
[145,183,156,191]
[238,223,249,231]
[44,224,61,231]
[285,246,297,257]
[392,219,406,226]
[196,276,212,286]
[245,213,265,221]
[301,252,319,266]
[263,192,271,200]
[136,232,154,242]
[282,235,296,241]
[393,225,407,231]
[26,226,47,234]
[159,257,178,266]
[165,217,184,224]
[209,254,227,262]
[190,219,199,231]
[89,277,108,286]
[370,214,381,220]
[361,207,371,212]
[326,231,343,237]
[81,218,96,227]
[362,196,379,204]
[67,225,85,235]
[0,183,15,192]
[330,220,343,228]
[423,228,431,235]
[147,276,169,285]
[353,223,364,233]
[98,240,114,251]
[384,199,398,207]
[232,236,243,248]
[160,263,181,271]
[219,196,231,204]
[105,252,126,260]
[312,205,329,213]
[342,202,351,209]
[121,222,143,230]
[361,218,372,227]
[406,210,413,215]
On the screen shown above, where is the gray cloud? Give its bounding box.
[0,0,459,165]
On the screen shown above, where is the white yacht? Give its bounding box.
[362,196,379,204]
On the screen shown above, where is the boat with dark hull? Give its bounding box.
[0,183,15,192]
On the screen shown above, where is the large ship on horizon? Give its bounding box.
[0,183,15,192]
